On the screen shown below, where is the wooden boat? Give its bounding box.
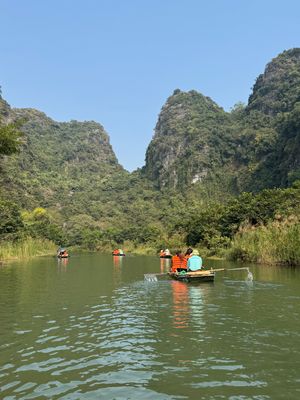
[145,267,252,284]
[160,255,172,259]
[57,252,69,258]
[112,253,125,256]
[168,269,215,283]
[57,248,69,258]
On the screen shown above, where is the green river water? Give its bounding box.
[0,254,299,399]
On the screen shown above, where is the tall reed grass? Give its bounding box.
[94,235,188,256]
[0,237,57,261]
[228,218,300,265]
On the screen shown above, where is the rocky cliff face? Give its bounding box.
[0,98,11,119]
[144,90,234,189]
[2,47,300,211]
[245,48,300,189]
[144,49,300,192]
[247,48,300,116]
[0,99,124,209]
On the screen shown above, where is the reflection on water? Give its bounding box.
[247,269,254,282]
[112,255,123,286]
[113,255,123,268]
[189,286,205,331]
[0,254,299,399]
[172,281,189,330]
[171,283,206,332]
[57,257,69,270]
[160,257,171,273]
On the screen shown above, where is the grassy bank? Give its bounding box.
[93,236,188,256]
[0,237,57,261]
[228,218,300,265]
[4,222,296,266]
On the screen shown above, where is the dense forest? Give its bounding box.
[1,48,300,264]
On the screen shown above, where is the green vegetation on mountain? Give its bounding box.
[144,89,238,191]
[144,49,300,195]
[1,49,300,265]
[247,48,300,116]
[0,99,23,156]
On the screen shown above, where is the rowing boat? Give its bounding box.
[168,270,215,283]
[145,267,252,283]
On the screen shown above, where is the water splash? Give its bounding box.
[246,268,253,282]
[144,274,158,282]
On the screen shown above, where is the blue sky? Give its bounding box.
[1,0,299,171]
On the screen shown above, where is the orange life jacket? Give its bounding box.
[112,249,119,255]
[171,255,183,272]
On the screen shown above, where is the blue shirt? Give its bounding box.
[187,255,202,271]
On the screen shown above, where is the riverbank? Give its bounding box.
[0,237,57,261]
[228,219,300,266]
[2,221,300,266]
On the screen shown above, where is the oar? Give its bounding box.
[144,267,253,280]
[225,267,251,272]
[205,267,251,273]
[144,272,167,278]
[206,267,253,281]
[206,268,225,272]
[144,273,167,282]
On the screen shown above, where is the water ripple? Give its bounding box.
[1,258,300,399]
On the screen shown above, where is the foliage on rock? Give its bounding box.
[1,48,300,264]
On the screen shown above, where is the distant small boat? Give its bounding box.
[112,250,125,256]
[168,270,215,283]
[57,248,69,258]
[57,254,69,258]
[160,255,172,259]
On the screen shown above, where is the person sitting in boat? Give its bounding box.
[112,249,124,256]
[182,247,193,269]
[171,251,186,272]
[164,248,171,256]
[187,249,203,272]
[159,249,165,257]
[57,247,68,257]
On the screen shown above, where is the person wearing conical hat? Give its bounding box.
[187,249,202,271]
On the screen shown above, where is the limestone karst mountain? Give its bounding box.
[144,48,300,192]
[0,97,124,210]
[1,48,300,248]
